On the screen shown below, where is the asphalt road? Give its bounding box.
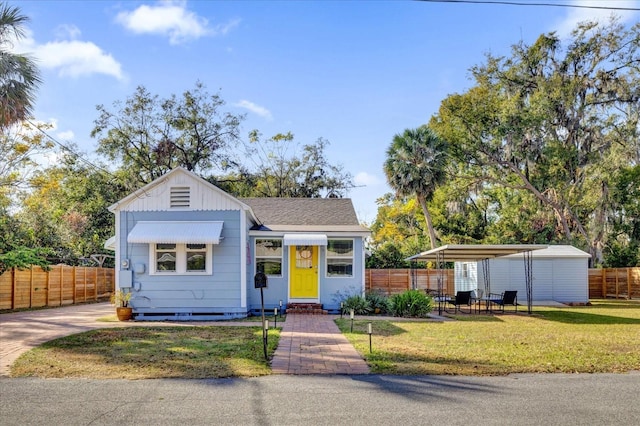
[1,373,639,425]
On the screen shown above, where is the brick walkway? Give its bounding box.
[1,304,369,376]
[270,314,370,375]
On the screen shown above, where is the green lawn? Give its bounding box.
[11,326,280,379]
[336,300,640,375]
[10,300,639,378]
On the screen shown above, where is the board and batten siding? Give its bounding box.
[119,171,244,212]
[118,210,245,317]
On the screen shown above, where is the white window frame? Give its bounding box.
[325,238,354,278]
[150,243,213,275]
[255,238,283,277]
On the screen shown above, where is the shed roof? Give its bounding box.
[503,245,591,259]
[406,244,548,262]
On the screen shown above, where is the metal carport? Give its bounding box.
[406,244,548,314]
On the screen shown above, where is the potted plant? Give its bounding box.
[111,290,133,321]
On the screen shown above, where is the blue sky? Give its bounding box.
[11,0,640,223]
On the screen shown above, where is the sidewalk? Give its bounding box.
[0,303,370,377]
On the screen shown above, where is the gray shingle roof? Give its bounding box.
[240,198,364,228]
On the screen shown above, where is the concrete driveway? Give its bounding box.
[0,303,131,375]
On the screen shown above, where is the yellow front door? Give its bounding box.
[289,245,318,298]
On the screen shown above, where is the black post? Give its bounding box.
[274,307,278,328]
[263,319,268,360]
[260,287,265,331]
[368,322,372,353]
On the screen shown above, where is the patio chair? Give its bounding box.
[446,290,473,314]
[471,289,485,313]
[489,290,518,313]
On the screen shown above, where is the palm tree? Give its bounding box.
[0,2,41,129]
[384,126,448,249]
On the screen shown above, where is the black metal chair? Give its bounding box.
[489,290,518,313]
[471,289,485,313]
[446,290,473,314]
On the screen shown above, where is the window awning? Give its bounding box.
[104,236,116,251]
[283,233,328,246]
[128,221,224,244]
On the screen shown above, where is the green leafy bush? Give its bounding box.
[0,247,52,275]
[341,294,371,315]
[389,290,433,318]
[366,291,390,314]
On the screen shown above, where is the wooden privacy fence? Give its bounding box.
[366,269,454,296]
[0,265,115,310]
[588,268,640,300]
[368,267,640,300]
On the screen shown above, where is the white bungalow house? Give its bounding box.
[107,167,370,320]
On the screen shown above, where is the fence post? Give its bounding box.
[72,266,77,304]
[95,268,99,301]
[46,267,50,307]
[11,267,16,310]
[601,269,606,299]
[627,268,632,300]
[29,266,34,309]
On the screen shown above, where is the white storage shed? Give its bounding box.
[461,245,591,304]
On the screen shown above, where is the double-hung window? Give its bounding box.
[152,243,212,275]
[255,239,283,276]
[326,239,353,277]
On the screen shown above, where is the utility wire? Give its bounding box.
[26,119,117,181]
[417,0,640,11]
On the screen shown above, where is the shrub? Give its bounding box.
[341,294,371,315]
[389,290,433,318]
[366,291,390,314]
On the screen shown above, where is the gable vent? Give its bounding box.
[170,186,190,208]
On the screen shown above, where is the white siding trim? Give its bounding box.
[240,210,247,309]
[360,238,366,296]
[115,212,120,290]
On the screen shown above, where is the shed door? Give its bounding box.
[289,245,319,299]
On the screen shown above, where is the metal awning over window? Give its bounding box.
[283,233,328,246]
[104,236,116,251]
[128,221,224,244]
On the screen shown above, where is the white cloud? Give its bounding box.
[214,18,241,36]
[54,24,81,40]
[12,28,125,81]
[56,130,75,141]
[234,100,273,121]
[354,171,382,187]
[36,40,125,80]
[552,0,640,38]
[115,1,238,45]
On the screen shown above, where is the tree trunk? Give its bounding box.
[417,194,439,249]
